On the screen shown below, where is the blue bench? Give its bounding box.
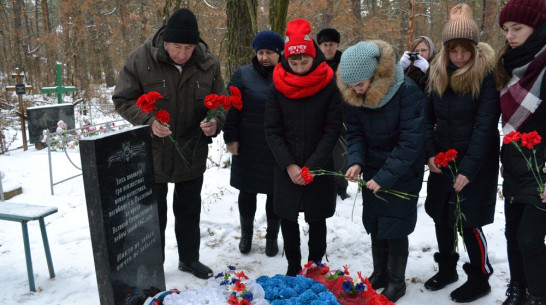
[0,202,57,292]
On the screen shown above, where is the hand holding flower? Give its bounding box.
[287,164,305,185]
[152,120,172,137]
[427,157,442,173]
[200,118,217,136]
[453,174,470,192]
[366,179,382,194]
[345,164,362,182]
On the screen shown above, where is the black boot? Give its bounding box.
[503,282,527,305]
[381,253,408,303]
[369,246,389,290]
[265,219,280,257]
[424,252,459,291]
[526,294,546,305]
[450,263,492,303]
[284,246,302,276]
[239,215,253,254]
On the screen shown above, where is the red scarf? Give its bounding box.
[273,62,333,99]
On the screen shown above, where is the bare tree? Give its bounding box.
[269,0,289,36]
[225,0,256,82]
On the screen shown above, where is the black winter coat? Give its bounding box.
[264,71,343,223]
[223,59,275,194]
[501,25,546,206]
[425,44,500,228]
[338,40,426,240]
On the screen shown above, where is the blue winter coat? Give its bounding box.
[223,58,275,194]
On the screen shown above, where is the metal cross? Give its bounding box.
[41,63,77,104]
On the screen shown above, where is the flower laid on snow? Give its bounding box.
[213,265,260,305]
[300,167,417,201]
[434,149,466,252]
[256,274,338,304]
[503,131,545,209]
[341,278,366,296]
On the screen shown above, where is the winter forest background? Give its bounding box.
[1,0,510,153]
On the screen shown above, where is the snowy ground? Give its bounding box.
[0,131,510,305]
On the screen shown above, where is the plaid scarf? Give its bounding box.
[501,44,546,133]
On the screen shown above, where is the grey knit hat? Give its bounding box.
[442,3,479,45]
[338,41,380,84]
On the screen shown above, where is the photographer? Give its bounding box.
[399,36,435,90]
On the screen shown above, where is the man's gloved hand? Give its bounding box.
[413,55,429,73]
[399,51,412,69]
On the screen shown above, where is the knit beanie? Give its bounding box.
[499,0,546,29]
[284,19,316,59]
[442,3,479,45]
[338,41,380,84]
[252,30,285,55]
[317,28,341,44]
[163,8,200,44]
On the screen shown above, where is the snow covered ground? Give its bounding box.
[0,130,510,305]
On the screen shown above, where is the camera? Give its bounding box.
[408,52,419,61]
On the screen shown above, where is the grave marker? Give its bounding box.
[41,63,76,104]
[80,126,165,305]
[5,68,33,151]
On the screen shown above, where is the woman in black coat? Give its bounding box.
[423,4,499,303]
[264,19,342,276]
[496,1,546,304]
[337,40,426,303]
[223,31,284,257]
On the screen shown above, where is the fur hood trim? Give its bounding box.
[450,42,495,94]
[337,40,398,107]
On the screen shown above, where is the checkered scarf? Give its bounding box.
[501,44,546,133]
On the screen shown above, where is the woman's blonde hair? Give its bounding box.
[428,39,480,97]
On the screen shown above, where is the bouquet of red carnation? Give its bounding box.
[203,86,243,122]
[434,149,466,252]
[503,131,545,210]
[136,91,190,167]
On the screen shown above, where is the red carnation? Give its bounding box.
[204,94,222,110]
[521,131,542,149]
[445,149,458,162]
[230,86,243,110]
[301,166,314,184]
[136,94,156,113]
[154,110,170,124]
[240,300,251,305]
[220,95,232,110]
[147,91,163,102]
[434,152,448,167]
[503,131,522,145]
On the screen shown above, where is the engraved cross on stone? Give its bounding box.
[5,68,33,151]
[41,63,77,104]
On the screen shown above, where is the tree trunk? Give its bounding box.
[407,0,415,48]
[41,0,50,33]
[269,0,289,36]
[225,0,256,83]
[350,0,362,22]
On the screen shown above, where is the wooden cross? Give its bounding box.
[5,68,33,151]
[41,63,77,104]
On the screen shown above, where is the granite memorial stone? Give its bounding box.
[80,126,165,305]
[26,104,75,144]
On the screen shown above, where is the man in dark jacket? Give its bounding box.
[317,27,349,200]
[112,8,227,279]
